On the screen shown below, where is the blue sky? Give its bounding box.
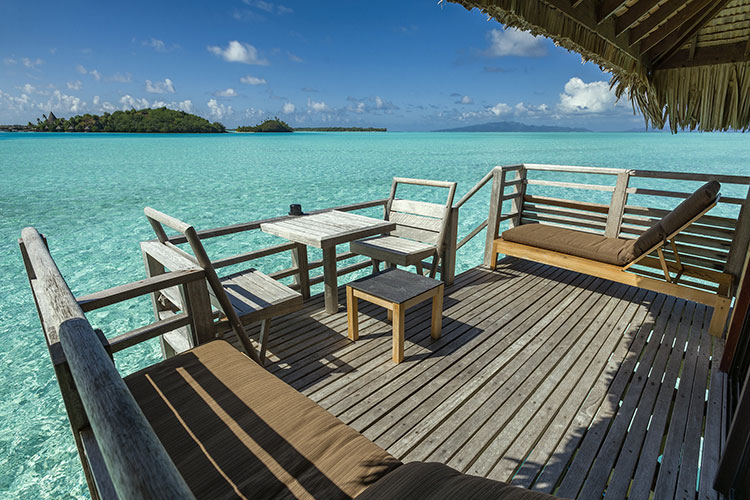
[0,0,647,131]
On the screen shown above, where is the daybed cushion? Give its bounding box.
[125,340,400,500]
[502,223,637,266]
[634,180,720,256]
[353,462,564,500]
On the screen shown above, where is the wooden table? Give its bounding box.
[261,210,395,313]
[346,268,444,363]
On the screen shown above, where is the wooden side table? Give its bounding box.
[346,268,444,363]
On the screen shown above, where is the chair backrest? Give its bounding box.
[143,207,260,363]
[385,177,457,257]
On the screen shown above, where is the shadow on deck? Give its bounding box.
[236,257,728,499]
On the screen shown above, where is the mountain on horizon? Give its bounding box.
[434,120,590,133]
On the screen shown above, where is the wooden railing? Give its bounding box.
[19,227,195,500]
[483,164,750,295]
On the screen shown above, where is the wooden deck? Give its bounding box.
[235,257,729,499]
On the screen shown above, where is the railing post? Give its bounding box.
[142,248,174,358]
[727,185,750,282]
[605,171,630,237]
[180,278,215,348]
[508,166,527,229]
[291,243,310,299]
[483,167,504,267]
[441,207,458,285]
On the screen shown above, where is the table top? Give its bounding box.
[347,268,442,304]
[260,210,396,249]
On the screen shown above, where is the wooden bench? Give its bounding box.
[144,207,303,364]
[485,165,742,338]
[346,268,444,363]
[350,177,457,279]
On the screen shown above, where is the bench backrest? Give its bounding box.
[143,207,260,362]
[385,177,457,257]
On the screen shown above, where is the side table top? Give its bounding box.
[347,268,442,304]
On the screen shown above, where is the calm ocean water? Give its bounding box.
[1,131,750,498]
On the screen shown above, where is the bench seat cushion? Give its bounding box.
[125,340,399,500]
[502,224,637,266]
[353,462,564,500]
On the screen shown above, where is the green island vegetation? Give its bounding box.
[294,127,387,132]
[28,108,226,133]
[236,117,293,133]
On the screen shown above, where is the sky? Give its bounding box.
[0,0,648,131]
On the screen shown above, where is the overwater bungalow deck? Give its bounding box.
[239,258,727,499]
[20,162,750,499]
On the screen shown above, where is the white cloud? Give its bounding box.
[147,38,166,51]
[40,90,85,114]
[21,83,36,94]
[107,73,132,83]
[243,1,293,15]
[208,41,269,65]
[145,78,176,94]
[459,95,472,104]
[76,65,103,80]
[288,52,303,63]
[488,102,512,116]
[558,78,617,114]
[178,100,193,113]
[66,80,83,90]
[240,75,267,85]
[93,96,100,106]
[120,94,150,109]
[4,58,17,65]
[307,98,329,112]
[485,28,546,57]
[282,102,295,113]
[214,88,238,97]
[22,57,43,68]
[207,99,232,119]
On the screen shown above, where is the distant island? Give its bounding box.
[435,121,590,133]
[236,117,293,133]
[234,119,386,133]
[295,127,386,132]
[27,108,226,133]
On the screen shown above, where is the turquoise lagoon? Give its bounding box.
[2,131,750,498]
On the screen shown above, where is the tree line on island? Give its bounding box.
[29,108,225,133]
[20,109,386,133]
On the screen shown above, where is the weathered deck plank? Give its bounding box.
[227,257,726,500]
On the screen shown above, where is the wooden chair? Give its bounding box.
[350,177,457,279]
[144,207,303,365]
[491,182,734,337]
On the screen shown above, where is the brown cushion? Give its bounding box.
[125,340,400,500]
[502,224,637,266]
[353,462,565,500]
[634,180,720,256]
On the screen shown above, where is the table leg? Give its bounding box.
[431,284,444,339]
[347,287,359,341]
[322,246,338,313]
[393,303,405,363]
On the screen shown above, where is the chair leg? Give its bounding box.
[415,262,423,275]
[258,318,271,365]
[372,259,380,274]
[429,255,438,279]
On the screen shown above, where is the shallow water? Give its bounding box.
[1,131,749,498]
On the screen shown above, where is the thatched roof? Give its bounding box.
[447,0,750,132]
